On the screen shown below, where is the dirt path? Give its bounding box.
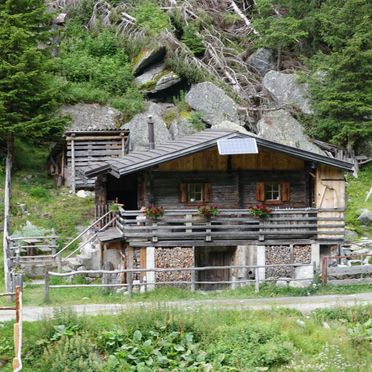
[1,292,372,322]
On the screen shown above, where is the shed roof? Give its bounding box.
[83,129,353,178]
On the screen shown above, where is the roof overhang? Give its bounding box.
[83,130,353,179]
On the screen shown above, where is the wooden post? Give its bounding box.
[70,135,76,194]
[44,271,50,302]
[120,132,125,158]
[205,221,212,242]
[2,133,13,293]
[190,268,196,292]
[127,246,134,297]
[12,285,22,371]
[321,256,328,285]
[255,267,260,292]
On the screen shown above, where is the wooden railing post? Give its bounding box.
[44,271,50,302]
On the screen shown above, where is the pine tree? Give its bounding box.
[0,0,66,142]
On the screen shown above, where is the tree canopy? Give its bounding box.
[0,0,66,142]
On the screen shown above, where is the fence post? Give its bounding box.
[44,271,50,302]
[190,268,196,292]
[127,270,133,297]
[255,267,260,292]
[321,256,328,285]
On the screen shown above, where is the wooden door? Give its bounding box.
[196,247,235,290]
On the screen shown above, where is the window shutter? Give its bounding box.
[256,182,265,202]
[179,183,187,203]
[204,183,212,202]
[281,182,290,202]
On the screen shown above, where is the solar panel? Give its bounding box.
[217,138,258,155]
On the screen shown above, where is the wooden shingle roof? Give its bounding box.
[83,129,353,178]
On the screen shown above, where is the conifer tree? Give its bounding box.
[0,0,66,143]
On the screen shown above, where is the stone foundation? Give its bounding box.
[155,247,194,283]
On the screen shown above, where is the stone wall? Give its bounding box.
[155,247,194,284]
[265,244,312,278]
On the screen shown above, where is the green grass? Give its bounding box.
[346,163,372,237]
[1,305,371,371]
[1,282,372,307]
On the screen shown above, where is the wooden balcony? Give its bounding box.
[116,208,345,247]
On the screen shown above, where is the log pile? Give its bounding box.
[266,244,312,278]
[155,247,193,284]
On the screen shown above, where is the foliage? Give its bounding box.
[189,111,205,131]
[58,21,143,119]
[210,323,295,369]
[104,329,212,371]
[249,204,272,218]
[345,163,372,237]
[197,205,219,219]
[181,24,205,57]
[0,0,67,141]
[144,205,164,220]
[252,0,372,148]
[131,0,171,36]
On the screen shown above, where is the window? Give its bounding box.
[265,183,280,201]
[256,182,290,203]
[188,183,203,202]
[179,183,212,203]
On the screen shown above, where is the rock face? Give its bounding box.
[153,72,181,92]
[185,82,240,125]
[263,71,313,114]
[247,48,274,76]
[257,110,324,154]
[132,46,166,76]
[169,118,199,140]
[122,102,171,151]
[212,120,249,133]
[61,104,121,131]
[358,209,372,225]
[134,63,165,88]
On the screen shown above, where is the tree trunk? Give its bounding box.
[2,133,14,292]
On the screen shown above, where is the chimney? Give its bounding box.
[148,115,155,150]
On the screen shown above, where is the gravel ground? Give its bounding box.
[1,293,372,322]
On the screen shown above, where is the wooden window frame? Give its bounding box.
[256,182,290,204]
[179,182,212,204]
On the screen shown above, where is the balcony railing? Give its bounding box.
[116,208,344,247]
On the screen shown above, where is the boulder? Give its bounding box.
[212,120,249,133]
[122,102,171,151]
[153,72,181,92]
[134,62,165,88]
[276,279,288,287]
[257,110,324,154]
[247,48,274,76]
[345,229,358,242]
[132,46,166,76]
[289,280,307,288]
[169,118,200,140]
[185,82,240,126]
[76,190,93,198]
[357,209,372,225]
[61,104,122,131]
[263,70,313,114]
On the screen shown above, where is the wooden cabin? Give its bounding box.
[82,129,353,288]
[49,129,129,191]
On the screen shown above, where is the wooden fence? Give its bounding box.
[43,262,315,301]
[322,254,372,285]
[0,286,22,371]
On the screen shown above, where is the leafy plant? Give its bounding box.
[189,111,205,131]
[198,205,219,219]
[181,24,206,56]
[249,204,272,219]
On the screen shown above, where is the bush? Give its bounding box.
[209,323,295,369]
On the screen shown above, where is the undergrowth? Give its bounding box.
[1,306,371,371]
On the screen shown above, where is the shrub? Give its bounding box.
[181,24,205,56]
